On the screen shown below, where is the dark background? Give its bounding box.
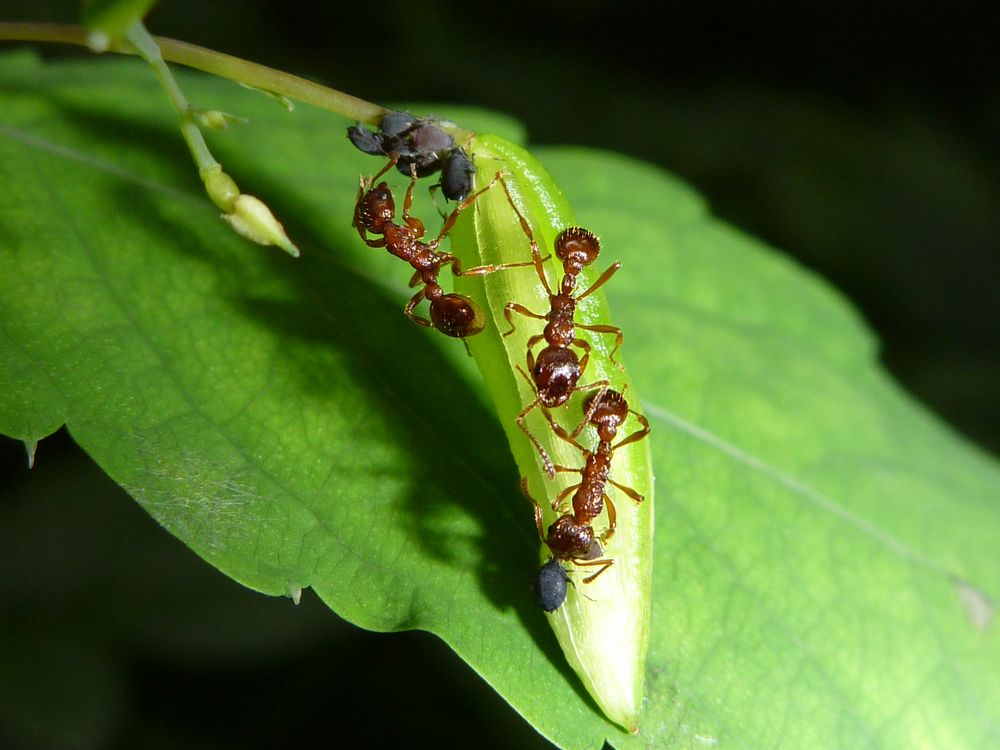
[2,1,997,748]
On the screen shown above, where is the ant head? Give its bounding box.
[547,514,596,558]
[429,294,485,338]
[356,182,395,232]
[554,227,601,270]
[581,537,604,561]
[584,388,629,440]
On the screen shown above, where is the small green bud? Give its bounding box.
[192,109,249,130]
[222,194,300,257]
[201,166,240,212]
[85,30,112,53]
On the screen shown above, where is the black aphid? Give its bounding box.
[347,111,474,201]
[535,558,571,613]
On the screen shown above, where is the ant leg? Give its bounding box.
[576,558,614,584]
[426,171,505,249]
[533,503,548,543]
[577,322,625,370]
[520,340,545,386]
[428,183,447,220]
[407,270,422,288]
[400,164,427,238]
[545,412,589,452]
[502,304,545,337]
[609,478,645,504]
[569,383,612,440]
[599,494,618,543]
[577,379,610,397]
[352,180,368,241]
[359,235,388,249]
[513,344,542,393]
[493,173,554,270]
[529,236,555,295]
[551,475,583,511]
[442,254,537,278]
[495,174,535,243]
[436,173,552,278]
[576,260,622,302]
[571,379,611,417]
[516,398,556,479]
[573,337,593,375]
[613,410,651,451]
[514,363,534,389]
[552,464,583,475]
[403,288,433,328]
[520,477,549,543]
[363,155,400,191]
[524,333,546,359]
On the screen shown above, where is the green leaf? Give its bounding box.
[1,49,998,749]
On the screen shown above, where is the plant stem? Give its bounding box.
[124,21,218,171]
[0,21,391,126]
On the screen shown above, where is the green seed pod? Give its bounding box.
[449,133,654,732]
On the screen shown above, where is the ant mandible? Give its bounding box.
[500,219,626,476]
[545,387,649,544]
[353,156,534,338]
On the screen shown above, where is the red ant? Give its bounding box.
[546,387,649,544]
[500,222,625,476]
[353,157,534,338]
[524,389,649,594]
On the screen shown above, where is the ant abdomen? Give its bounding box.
[429,294,485,338]
[532,347,581,407]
